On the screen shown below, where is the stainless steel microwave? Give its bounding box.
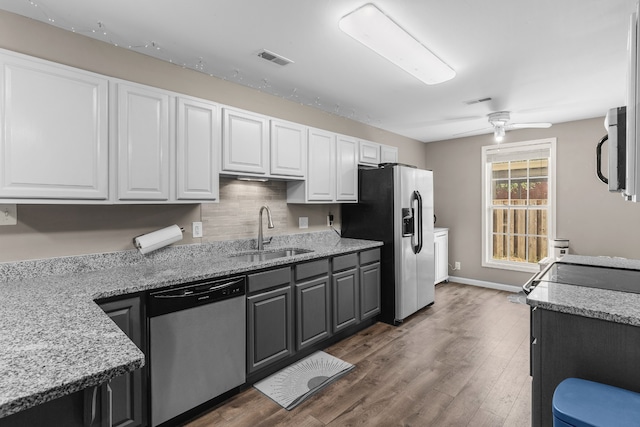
[597,106,627,193]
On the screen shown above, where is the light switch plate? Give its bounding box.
[0,204,17,226]
[192,221,203,238]
[299,217,309,229]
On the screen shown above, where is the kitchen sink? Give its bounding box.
[229,248,314,262]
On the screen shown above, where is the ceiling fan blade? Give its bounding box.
[508,122,552,129]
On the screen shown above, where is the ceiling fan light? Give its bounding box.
[339,3,455,85]
[494,126,505,142]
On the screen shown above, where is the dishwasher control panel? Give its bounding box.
[148,276,246,317]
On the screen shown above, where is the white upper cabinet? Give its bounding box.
[0,48,401,205]
[176,96,220,201]
[0,50,109,200]
[116,82,171,201]
[306,128,336,201]
[270,119,306,178]
[222,107,269,175]
[358,139,399,166]
[336,135,358,201]
[287,129,358,204]
[288,128,336,203]
[358,140,381,166]
[380,144,399,164]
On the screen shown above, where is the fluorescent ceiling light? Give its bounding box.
[339,3,455,85]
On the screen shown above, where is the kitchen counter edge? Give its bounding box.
[0,232,382,418]
[526,254,640,327]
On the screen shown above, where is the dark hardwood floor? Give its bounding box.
[185,282,531,427]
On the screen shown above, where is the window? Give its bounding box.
[481,138,556,273]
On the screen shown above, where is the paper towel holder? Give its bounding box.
[133,225,185,255]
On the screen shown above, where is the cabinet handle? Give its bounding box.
[106,381,113,427]
[84,385,99,427]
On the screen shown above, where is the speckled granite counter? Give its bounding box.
[0,231,382,418]
[526,254,640,327]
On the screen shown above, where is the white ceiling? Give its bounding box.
[0,0,636,142]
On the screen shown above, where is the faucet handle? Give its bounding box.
[263,237,273,245]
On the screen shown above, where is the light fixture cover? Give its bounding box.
[339,3,455,85]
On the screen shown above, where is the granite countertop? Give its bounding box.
[0,231,382,419]
[526,254,640,327]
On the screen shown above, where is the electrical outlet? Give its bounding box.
[327,214,334,227]
[0,204,17,226]
[455,261,461,270]
[192,221,203,238]
[299,217,309,229]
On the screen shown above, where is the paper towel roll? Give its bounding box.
[134,225,183,255]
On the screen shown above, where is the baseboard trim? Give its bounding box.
[448,276,522,293]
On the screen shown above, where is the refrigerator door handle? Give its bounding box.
[411,190,423,254]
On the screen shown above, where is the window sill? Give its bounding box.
[482,260,540,274]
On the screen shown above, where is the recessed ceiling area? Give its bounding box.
[0,0,635,142]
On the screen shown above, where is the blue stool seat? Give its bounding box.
[553,378,640,427]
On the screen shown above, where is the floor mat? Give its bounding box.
[253,351,355,410]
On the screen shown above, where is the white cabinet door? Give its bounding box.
[307,128,336,201]
[222,108,268,175]
[434,230,449,284]
[380,144,398,164]
[116,83,170,200]
[176,97,220,201]
[0,51,109,200]
[270,119,306,178]
[358,140,380,166]
[336,135,358,201]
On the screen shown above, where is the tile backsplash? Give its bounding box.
[201,177,340,242]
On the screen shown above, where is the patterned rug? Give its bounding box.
[253,351,355,410]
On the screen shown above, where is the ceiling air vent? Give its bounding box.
[465,97,492,105]
[258,49,294,66]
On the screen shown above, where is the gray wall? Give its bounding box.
[0,9,426,262]
[424,117,640,287]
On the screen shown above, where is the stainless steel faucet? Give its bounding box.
[257,205,275,250]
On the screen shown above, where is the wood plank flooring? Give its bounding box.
[185,282,531,427]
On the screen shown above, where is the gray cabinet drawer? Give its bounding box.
[247,267,291,293]
[332,253,358,272]
[295,259,329,282]
[360,248,381,265]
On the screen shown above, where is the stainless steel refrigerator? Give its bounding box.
[342,163,435,325]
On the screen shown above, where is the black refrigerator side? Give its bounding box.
[342,167,396,324]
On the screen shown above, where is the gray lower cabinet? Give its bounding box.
[332,253,359,333]
[1,297,144,427]
[0,390,87,427]
[247,280,294,373]
[246,252,380,374]
[359,249,381,320]
[295,259,331,350]
[98,296,145,427]
[531,307,640,427]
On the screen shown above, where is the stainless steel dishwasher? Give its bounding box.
[147,276,246,427]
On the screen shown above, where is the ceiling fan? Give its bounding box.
[487,111,552,142]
